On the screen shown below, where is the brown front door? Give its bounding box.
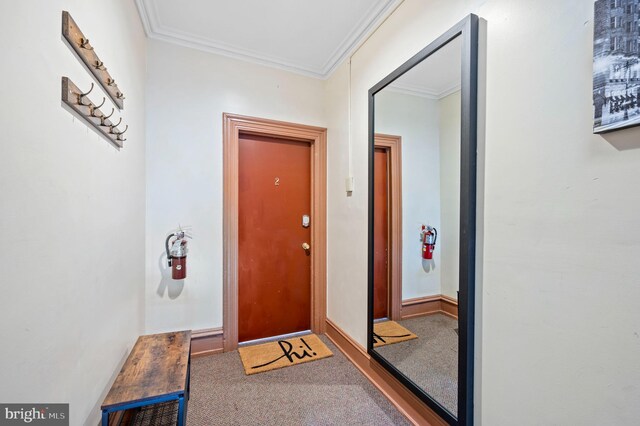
[373,147,389,320]
[238,133,311,342]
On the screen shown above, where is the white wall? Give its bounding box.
[375,90,442,299]
[439,91,461,299]
[325,60,363,338]
[325,0,640,424]
[145,40,325,333]
[0,1,146,424]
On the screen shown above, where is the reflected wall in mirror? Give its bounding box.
[368,15,478,426]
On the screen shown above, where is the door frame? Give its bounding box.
[222,113,327,352]
[374,134,402,321]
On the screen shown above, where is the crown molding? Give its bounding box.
[134,0,152,37]
[386,81,461,100]
[386,83,440,99]
[319,0,404,77]
[135,0,404,80]
[437,83,462,99]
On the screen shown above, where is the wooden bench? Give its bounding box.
[101,331,192,426]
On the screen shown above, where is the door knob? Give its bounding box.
[302,242,310,251]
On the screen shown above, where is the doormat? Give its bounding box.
[238,334,333,375]
[373,321,418,347]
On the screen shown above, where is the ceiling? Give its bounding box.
[388,35,462,99]
[135,0,403,79]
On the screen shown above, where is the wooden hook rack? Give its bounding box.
[61,77,127,148]
[62,11,125,110]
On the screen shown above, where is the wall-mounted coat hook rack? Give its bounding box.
[62,11,124,110]
[61,77,126,148]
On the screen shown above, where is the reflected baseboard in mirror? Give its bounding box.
[367,14,479,426]
[401,295,458,320]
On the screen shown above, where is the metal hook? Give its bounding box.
[78,83,94,97]
[90,97,106,117]
[94,60,107,71]
[109,117,123,133]
[115,125,128,136]
[107,78,117,87]
[77,83,94,106]
[100,108,114,126]
[116,92,125,100]
[95,97,106,109]
[79,37,93,50]
[115,125,128,142]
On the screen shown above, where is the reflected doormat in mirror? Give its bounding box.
[373,321,418,347]
[238,334,333,375]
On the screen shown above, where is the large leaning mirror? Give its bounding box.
[368,15,479,426]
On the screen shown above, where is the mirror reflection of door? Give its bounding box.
[371,34,463,419]
[373,147,389,320]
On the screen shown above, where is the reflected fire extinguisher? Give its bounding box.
[166,229,191,280]
[420,225,437,260]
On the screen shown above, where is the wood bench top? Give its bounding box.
[101,330,192,410]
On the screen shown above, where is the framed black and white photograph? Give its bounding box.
[593,0,640,133]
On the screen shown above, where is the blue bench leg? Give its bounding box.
[177,395,185,426]
[101,410,109,426]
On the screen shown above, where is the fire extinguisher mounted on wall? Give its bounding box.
[166,228,192,280]
[420,225,437,260]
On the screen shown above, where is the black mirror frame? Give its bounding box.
[367,14,479,426]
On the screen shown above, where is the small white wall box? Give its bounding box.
[345,176,354,192]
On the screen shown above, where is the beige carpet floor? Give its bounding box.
[187,335,410,425]
[374,313,458,416]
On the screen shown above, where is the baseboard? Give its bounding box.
[440,295,458,319]
[324,319,447,426]
[401,295,442,319]
[401,294,458,320]
[191,327,224,358]
[188,295,458,358]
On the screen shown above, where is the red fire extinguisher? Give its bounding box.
[166,230,191,280]
[420,225,437,260]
